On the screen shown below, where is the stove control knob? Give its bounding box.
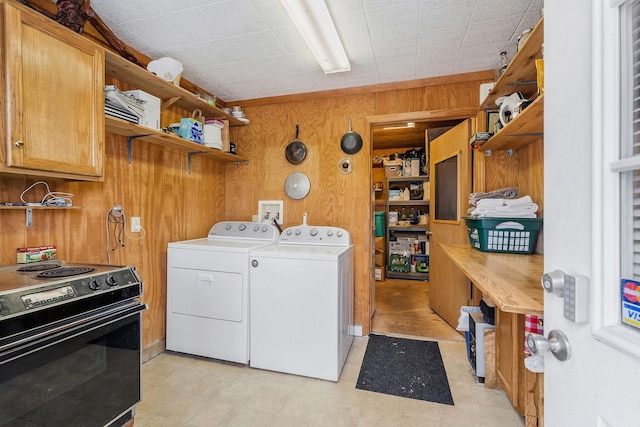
[253,225,260,231]
[88,279,101,291]
[295,229,302,235]
[106,275,118,286]
[326,230,333,236]
[239,223,247,231]
[337,230,344,238]
[310,228,318,236]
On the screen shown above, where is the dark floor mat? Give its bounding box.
[355,334,454,405]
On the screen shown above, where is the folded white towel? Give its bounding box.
[504,195,533,207]
[471,202,539,218]
[476,195,533,208]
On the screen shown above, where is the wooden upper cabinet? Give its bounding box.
[1,1,104,180]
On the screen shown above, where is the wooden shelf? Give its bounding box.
[388,225,430,232]
[481,17,544,110]
[105,115,247,164]
[478,94,544,151]
[387,270,429,281]
[387,176,429,183]
[387,200,430,206]
[0,205,82,209]
[104,50,247,127]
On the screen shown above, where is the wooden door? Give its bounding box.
[429,119,472,327]
[3,2,104,178]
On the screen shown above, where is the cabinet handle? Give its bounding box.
[14,140,24,147]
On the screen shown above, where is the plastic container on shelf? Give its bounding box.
[374,211,385,237]
[463,217,543,254]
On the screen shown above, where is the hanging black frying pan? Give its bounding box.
[285,124,307,164]
[340,118,363,155]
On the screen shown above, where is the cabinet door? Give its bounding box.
[3,2,104,179]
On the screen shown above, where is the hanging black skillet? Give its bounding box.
[340,118,363,155]
[285,124,307,164]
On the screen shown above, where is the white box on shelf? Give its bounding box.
[123,89,161,130]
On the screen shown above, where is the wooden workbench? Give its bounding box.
[440,244,543,315]
[440,243,544,427]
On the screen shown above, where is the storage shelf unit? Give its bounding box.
[479,17,544,152]
[105,116,247,170]
[386,176,430,281]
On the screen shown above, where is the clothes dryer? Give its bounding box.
[167,221,279,363]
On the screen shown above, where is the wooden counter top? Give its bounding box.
[440,244,544,315]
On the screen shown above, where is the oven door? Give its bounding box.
[0,301,146,427]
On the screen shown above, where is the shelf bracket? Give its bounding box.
[485,149,492,157]
[235,160,249,166]
[127,134,152,164]
[188,151,207,174]
[26,208,32,227]
[506,149,514,156]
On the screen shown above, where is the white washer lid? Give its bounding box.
[168,238,276,253]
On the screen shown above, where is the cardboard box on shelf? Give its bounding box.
[375,267,385,281]
[375,248,385,267]
[122,90,161,130]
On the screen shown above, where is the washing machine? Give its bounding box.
[249,219,354,381]
[166,221,279,363]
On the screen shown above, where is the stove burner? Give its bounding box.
[17,263,62,272]
[36,267,95,279]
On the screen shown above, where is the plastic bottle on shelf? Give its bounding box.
[496,51,508,80]
[410,208,416,223]
[400,208,407,222]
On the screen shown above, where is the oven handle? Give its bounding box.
[0,301,146,355]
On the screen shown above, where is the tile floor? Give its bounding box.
[134,279,525,426]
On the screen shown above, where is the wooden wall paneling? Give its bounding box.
[374,89,418,115]
[483,150,520,191]
[516,138,544,216]
[228,94,377,331]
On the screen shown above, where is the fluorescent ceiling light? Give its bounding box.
[281,0,351,74]
[383,122,416,130]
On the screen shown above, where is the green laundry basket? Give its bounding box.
[374,211,385,237]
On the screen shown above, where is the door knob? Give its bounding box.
[526,329,571,361]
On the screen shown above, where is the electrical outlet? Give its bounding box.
[131,217,141,232]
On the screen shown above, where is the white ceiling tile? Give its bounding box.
[92,0,543,101]
[418,0,475,30]
[365,3,420,39]
[471,0,531,22]
[373,34,418,60]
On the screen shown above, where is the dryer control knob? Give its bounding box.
[286,229,293,235]
[336,230,343,238]
[225,224,232,230]
[239,223,246,231]
[310,228,318,236]
[295,229,302,235]
[253,225,260,231]
[261,225,268,232]
[326,230,333,236]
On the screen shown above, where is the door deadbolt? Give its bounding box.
[541,270,566,295]
[526,330,571,361]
